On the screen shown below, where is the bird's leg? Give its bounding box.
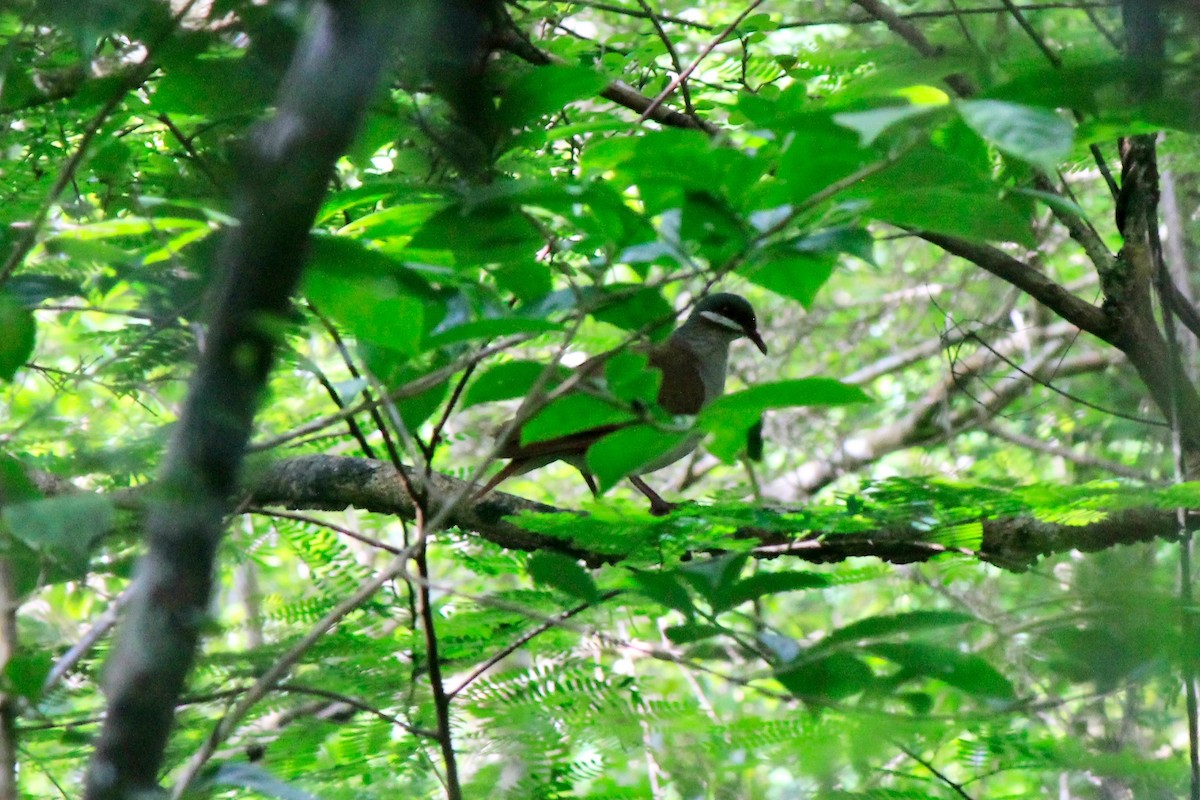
[628,475,675,516]
[471,460,526,503]
[581,472,600,496]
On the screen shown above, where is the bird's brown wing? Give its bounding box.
[495,423,627,460]
[494,340,700,460]
[648,340,705,415]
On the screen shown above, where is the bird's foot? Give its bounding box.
[648,499,676,516]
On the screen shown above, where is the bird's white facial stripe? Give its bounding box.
[700,310,746,333]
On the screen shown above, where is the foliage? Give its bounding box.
[2,0,1200,798]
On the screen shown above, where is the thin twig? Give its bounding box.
[896,744,975,800]
[635,0,695,115]
[414,545,462,799]
[168,548,414,799]
[447,590,622,700]
[637,0,766,123]
[247,506,405,555]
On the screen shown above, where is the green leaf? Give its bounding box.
[834,103,947,146]
[521,394,636,446]
[463,360,567,408]
[604,351,661,405]
[820,610,977,647]
[776,652,873,701]
[527,552,601,604]
[0,456,41,504]
[867,188,1035,245]
[336,201,451,238]
[0,293,35,382]
[585,424,691,494]
[409,204,543,266]
[957,99,1074,172]
[585,425,692,493]
[723,570,830,608]
[700,379,871,461]
[6,274,83,306]
[2,494,114,579]
[626,569,694,617]
[308,235,436,298]
[738,250,836,309]
[774,116,874,204]
[424,317,559,350]
[867,642,1016,700]
[498,65,610,130]
[589,285,674,339]
[201,762,320,800]
[153,55,274,118]
[490,260,553,303]
[5,651,52,700]
[679,553,753,612]
[665,623,724,644]
[303,270,424,355]
[849,143,1036,245]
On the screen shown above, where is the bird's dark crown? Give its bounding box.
[693,292,759,334]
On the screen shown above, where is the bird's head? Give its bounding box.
[690,293,768,355]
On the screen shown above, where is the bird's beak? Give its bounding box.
[746,328,768,355]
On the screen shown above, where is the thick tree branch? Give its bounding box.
[247,454,1180,572]
[920,233,1116,343]
[83,3,403,798]
[493,23,718,133]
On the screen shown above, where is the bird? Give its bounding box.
[473,292,768,515]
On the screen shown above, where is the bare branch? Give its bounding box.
[83,3,405,797]
[920,233,1116,343]
[245,454,1178,572]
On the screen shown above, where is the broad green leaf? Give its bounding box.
[834,103,947,146]
[303,270,424,355]
[0,455,41,504]
[604,351,661,406]
[521,394,636,446]
[424,317,558,350]
[680,553,749,610]
[820,610,977,647]
[589,284,674,339]
[723,570,830,608]
[957,99,1074,172]
[739,250,836,309]
[337,202,451,238]
[201,762,320,800]
[409,205,544,266]
[984,61,1128,114]
[680,191,748,263]
[773,115,873,204]
[153,55,274,117]
[776,652,873,701]
[867,642,1016,700]
[847,144,1035,244]
[490,260,552,303]
[0,294,35,382]
[611,130,764,213]
[527,551,601,604]
[48,216,207,241]
[700,379,871,461]
[2,494,114,579]
[308,235,436,298]
[586,425,691,492]
[626,569,694,616]
[665,623,723,644]
[4,651,52,700]
[463,360,567,408]
[498,64,610,130]
[866,188,1034,245]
